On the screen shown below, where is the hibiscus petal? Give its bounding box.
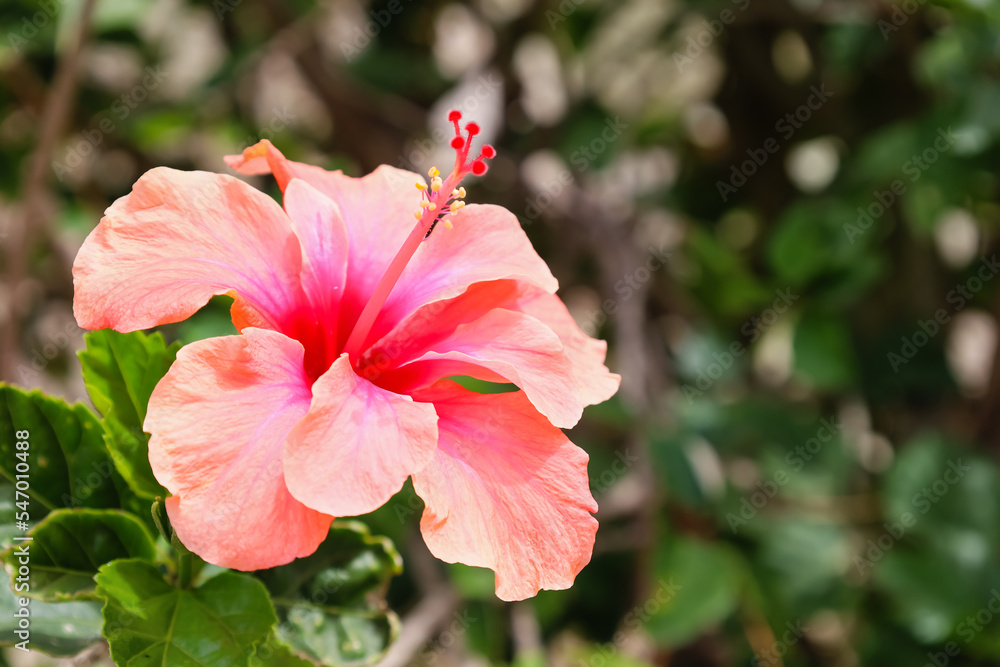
[146,328,332,571]
[73,167,305,332]
[281,179,350,379]
[506,285,620,406]
[225,138,326,187]
[283,179,349,311]
[379,308,582,428]
[411,380,598,601]
[283,354,439,517]
[363,279,619,407]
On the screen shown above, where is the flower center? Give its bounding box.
[341,111,495,362]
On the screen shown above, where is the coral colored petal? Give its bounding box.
[380,308,582,428]
[282,179,350,378]
[73,167,305,333]
[225,139,329,187]
[362,279,619,407]
[223,152,271,176]
[410,380,598,601]
[145,329,332,571]
[507,285,620,406]
[365,204,559,347]
[283,179,349,311]
[283,355,438,517]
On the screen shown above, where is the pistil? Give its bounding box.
[341,111,495,361]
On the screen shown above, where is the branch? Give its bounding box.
[69,640,110,666]
[375,585,459,667]
[1,0,98,381]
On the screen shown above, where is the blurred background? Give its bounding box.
[3,0,1000,664]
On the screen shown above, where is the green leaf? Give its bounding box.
[0,385,124,512]
[645,536,743,646]
[767,200,870,285]
[751,518,853,618]
[0,569,104,656]
[151,497,171,542]
[873,545,981,643]
[0,509,157,601]
[257,521,402,666]
[252,632,315,666]
[793,310,858,390]
[902,178,946,234]
[568,643,656,667]
[257,520,401,607]
[96,558,276,666]
[103,420,167,500]
[686,228,771,315]
[79,329,180,498]
[277,603,397,667]
[883,433,1000,543]
[847,121,920,185]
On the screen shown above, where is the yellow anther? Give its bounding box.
[451,200,466,211]
[457,187,466,198]
[428,203,437,211]
[415,181,427,191]
[420,200,431,208]
[428,166,440,178]
[443,220,453,230]
[413,210,422,219]
[430,177,443,192]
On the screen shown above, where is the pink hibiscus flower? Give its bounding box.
[72,112,619,600]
